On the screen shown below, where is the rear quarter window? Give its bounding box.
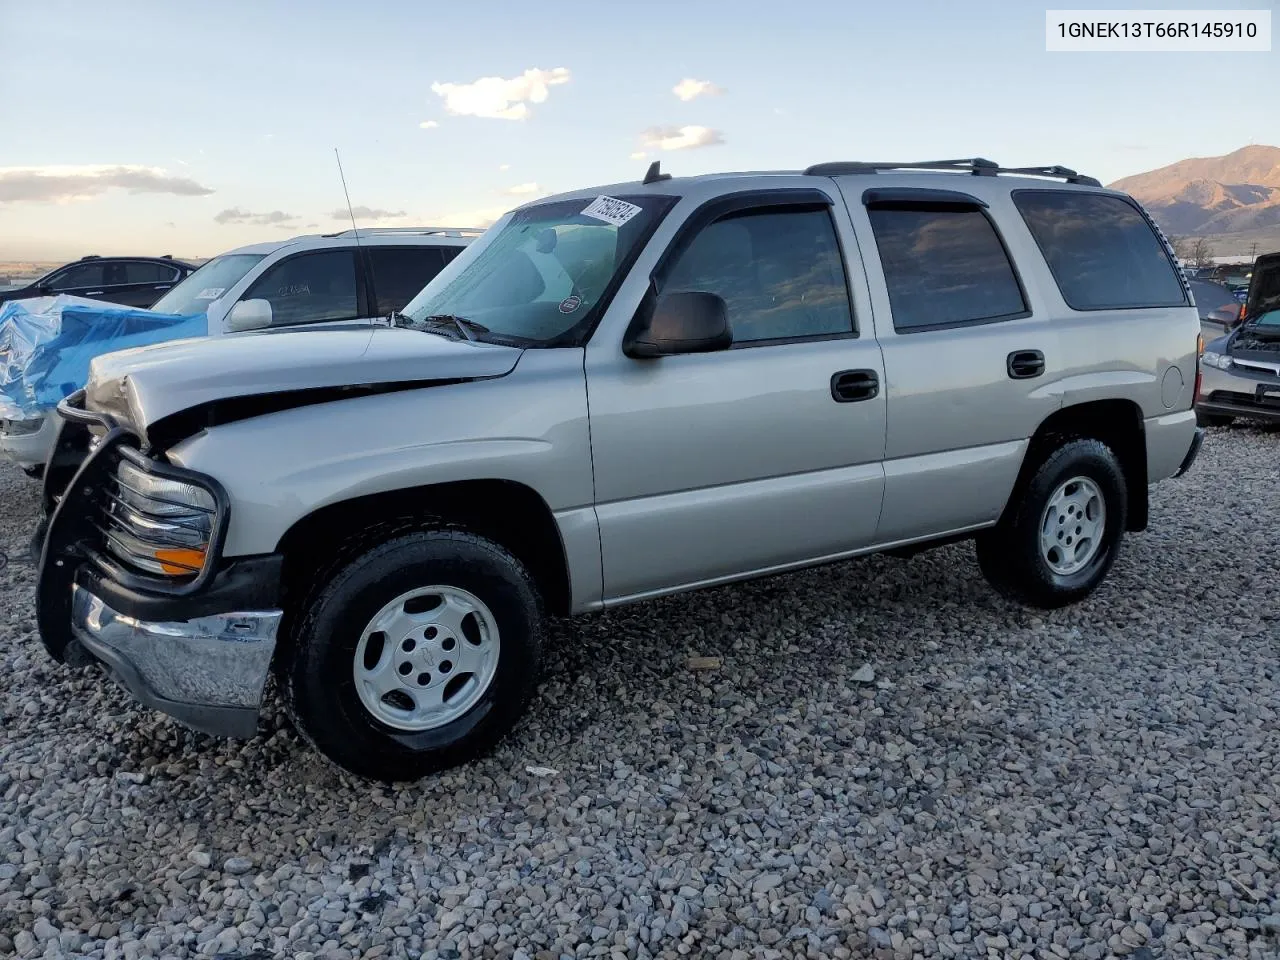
[1013,191,1187,311]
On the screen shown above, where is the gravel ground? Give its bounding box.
[1,425,1278,960]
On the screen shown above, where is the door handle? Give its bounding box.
[831,369,879,403]
[1007,350,1045,380]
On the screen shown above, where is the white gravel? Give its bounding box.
[1,424,1278,959]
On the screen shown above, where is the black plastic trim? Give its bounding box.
[74,554,282,622]
[862,187,989,209]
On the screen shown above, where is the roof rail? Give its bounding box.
[803,158,1100,186]
[321,226,485,239]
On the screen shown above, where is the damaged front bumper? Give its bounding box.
[70,585,281,738]
[34,393,284,739]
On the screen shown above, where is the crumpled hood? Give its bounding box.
[84,325,523,429]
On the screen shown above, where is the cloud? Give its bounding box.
[630,151,648,161]
[673,78,724,102]
[329,205,408,221]
[0,164,214,203]
[214,207,298,226]
[640,125,725,151]
[432,205,512,229]
[419,120,439,130]
[502,182,540,196]
[499,164,511,171]
[431,67,570,120]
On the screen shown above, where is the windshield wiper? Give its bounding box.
[422,314,490,342]
[387,311,490,342]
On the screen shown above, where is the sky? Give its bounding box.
[0,0,1275,260]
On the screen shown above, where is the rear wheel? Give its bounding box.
[976,439,1127,609]
[283,529,544,781]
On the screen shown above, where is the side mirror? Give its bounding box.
[224,298,273,332]
[36,285,53,296]
[623,291,731,359]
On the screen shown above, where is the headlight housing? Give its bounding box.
[1202,352,1232,371]
[105,458,218,577]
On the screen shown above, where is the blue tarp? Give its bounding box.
[0,296,207,420]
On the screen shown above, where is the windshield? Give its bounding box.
[150,253,265,316]
[401,194,674,345]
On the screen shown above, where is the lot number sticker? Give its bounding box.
[580,196,642,227]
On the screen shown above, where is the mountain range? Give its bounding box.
[1109,146,1280,250]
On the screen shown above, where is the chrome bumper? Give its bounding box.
[70,584,281,738]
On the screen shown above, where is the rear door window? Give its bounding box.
[124,261,181,284]
[866,206,1027,332]
[243,250,359,327]
[1013,191,1187,310]
[367,247,447,315]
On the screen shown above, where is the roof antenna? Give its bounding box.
[643,160,671,185]
[334,147,363,250]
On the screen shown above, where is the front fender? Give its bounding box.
[166,351,593,558]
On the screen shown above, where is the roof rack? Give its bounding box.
[321,226,485,239]
[802,158,1100,186]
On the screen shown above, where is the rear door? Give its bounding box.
[98,260,183,307]
[839,181,1058,543]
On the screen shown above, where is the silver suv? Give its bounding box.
[33,158,1204,781]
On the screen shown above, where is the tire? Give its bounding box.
[283,529,544,781]
[976,438,1127,609]
[1196,409,1234,428]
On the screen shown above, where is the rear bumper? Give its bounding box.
[1144,410,1199,483]
[1173,427,1204,478]
[70,584,281,738]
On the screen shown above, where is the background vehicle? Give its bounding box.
[34,159,1203,781]
[1,227,478,477]
[1189,278,1244,339]
[0,255,195,309]
[1197,251,1280,426]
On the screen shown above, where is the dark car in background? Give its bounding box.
[0,255,197,309]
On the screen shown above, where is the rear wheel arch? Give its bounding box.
[1008,399,1148,532]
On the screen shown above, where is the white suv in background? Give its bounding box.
[1,227,480,476]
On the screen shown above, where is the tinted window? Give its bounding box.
[125,261,180,284]
[1014,192,1186,310]
[368,247,447,315]
[48,262,105,290]
[868,207,1026,331]
[243,251,358,327]
[662,208,853,343]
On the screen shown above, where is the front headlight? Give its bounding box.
[1202,352,1232,371]
[105,459,217,576]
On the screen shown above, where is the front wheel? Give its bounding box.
[283,529,544,781]
[976,439,1128,609]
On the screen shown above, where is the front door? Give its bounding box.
[586,193,888,603]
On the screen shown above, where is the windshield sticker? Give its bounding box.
[580,196,642,227]
[194,287,225,300]
[559,295,582,314]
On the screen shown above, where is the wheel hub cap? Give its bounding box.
[353,585,500,731]
[1039,476,1106,576]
